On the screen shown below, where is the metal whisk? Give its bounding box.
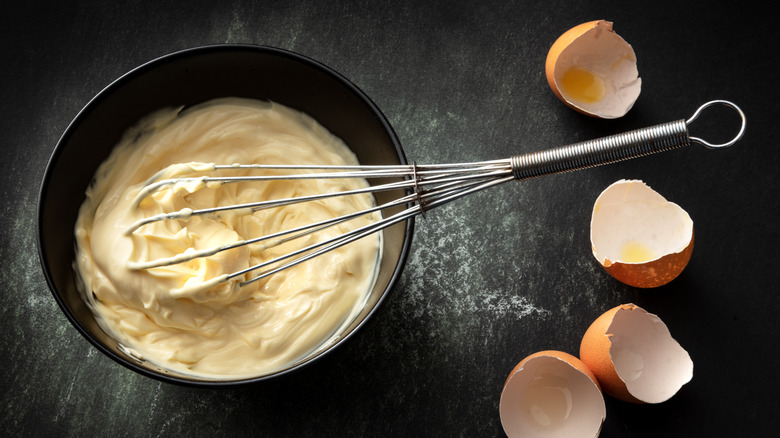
[127,100,745,286]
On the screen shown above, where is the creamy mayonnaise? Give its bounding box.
[74,98,382,378]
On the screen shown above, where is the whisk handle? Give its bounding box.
[510,119,689,180]
[510,100,745,181]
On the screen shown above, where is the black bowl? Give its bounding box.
[37,45,414,386]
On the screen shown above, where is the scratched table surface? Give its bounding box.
[2,1,778,436]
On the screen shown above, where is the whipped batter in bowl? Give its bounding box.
[39,45,412,385]
[74,98,382,379]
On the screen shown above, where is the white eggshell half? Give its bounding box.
[500,353,605,438]
[608,305,693,403]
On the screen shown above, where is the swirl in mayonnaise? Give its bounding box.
[74,98,381,378]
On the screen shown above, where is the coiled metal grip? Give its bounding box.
[510,100,746,181]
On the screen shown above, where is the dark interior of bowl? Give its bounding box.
[37,45,413,386]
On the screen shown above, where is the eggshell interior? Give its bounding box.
[547,20,641,118]
[580,304,693,404]
[592,179,693,264]
[590,180,694,287]
[500,351,605,438]
[609,305,693,403]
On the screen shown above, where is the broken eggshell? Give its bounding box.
[545,20,641,118]
[590,179,694,288]
[579,304,693,404]
[500,350,606,438]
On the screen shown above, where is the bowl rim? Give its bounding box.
[36,44,415,387]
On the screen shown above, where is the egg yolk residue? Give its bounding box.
[558,67,606,104]
[619,241,657,263]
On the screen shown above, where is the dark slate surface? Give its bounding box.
[2,1,777,436]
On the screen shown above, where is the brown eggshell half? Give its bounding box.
[545,20,640,118]
[579,304,693,404]
[591,180,694,288]
[500,350,605,438]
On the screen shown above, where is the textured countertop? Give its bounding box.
[2,1,778,436]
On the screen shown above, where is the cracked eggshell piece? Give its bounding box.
[500,350,605,438]
[579,304,693,404]
[590,179,694,288]
[545,20,641,118]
